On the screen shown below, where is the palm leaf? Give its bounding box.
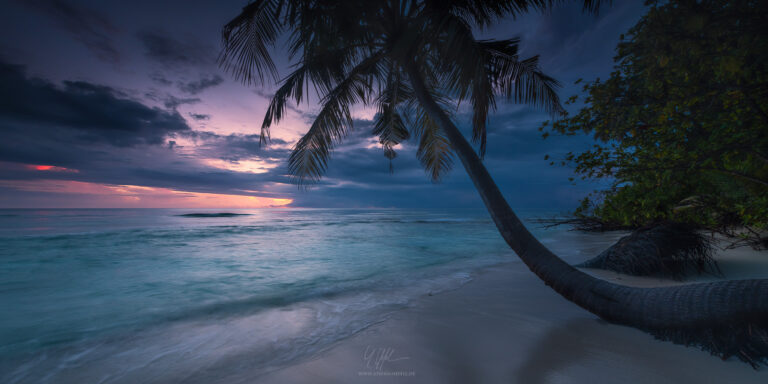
[424,12,496,156]
[372,65,413,168]
[288,50,385,185]
[260,66,305,145]
[411,104,455,182]
[219,0,283,84]
[483,40,564,115]
[261,45,361,145]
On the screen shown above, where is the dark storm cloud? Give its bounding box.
[178,74,224,95]
[20,0,120,63]
[0,61,190,150]
[137,31,214,67]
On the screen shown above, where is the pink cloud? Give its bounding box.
[25,164,79,173]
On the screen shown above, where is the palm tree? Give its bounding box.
[219,0,768,365]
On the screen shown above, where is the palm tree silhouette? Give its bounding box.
[219,0,768,365]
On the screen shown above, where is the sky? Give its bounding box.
[0,0,647,210]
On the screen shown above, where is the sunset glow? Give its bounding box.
[27,165,79,173]
[0,180,292,208]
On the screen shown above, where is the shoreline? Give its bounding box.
[254,248,768,384]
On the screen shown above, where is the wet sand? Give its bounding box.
[255,249,768,384]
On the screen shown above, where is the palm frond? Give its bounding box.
[372,66,413,168]
[260,67,305,145]
[400,76,457,182]
[425,12,496,157]
[410,104,455,182]
[219,0,282,85]
[288,51,385,185]
[373,105,409,171]
[483,40,564,115]
[261,45,362,145]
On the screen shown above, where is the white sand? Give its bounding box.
[252,247,768,384]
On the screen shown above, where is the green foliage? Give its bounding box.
[546,0,768,247]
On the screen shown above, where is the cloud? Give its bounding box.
[0,61,590,210]
[137,30,214,67]
[20,0,120,63]
[191,132,290,162]
[0,61,291,200]
[189,113,210,121]
[177,74,224,95]
[150,72,173,86]
[0,1,643,209]
[0,178,292,209]
[253,88,273,99]
[252,88,317,122]
[0,62,190,150]
[0,60,596,209]
[162,95,201,109]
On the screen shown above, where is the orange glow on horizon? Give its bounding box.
[27,165,79,173]
[0,180,292,208]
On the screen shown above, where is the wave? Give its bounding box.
[7,218,492,243]
[21,225,293,244]
[322,218,491,226]
[0,268,479,384]
[177,213,251,218]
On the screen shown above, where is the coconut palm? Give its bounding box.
[219,0,768,365]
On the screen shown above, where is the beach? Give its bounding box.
[258,251,768,384]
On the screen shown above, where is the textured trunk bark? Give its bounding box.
[404,61,768,330]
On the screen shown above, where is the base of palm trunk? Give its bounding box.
[578,223,719,279]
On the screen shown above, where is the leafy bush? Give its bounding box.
[545,0,768,248]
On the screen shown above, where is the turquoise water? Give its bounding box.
[0,208,608,383]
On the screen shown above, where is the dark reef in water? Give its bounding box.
[177,213,251,218]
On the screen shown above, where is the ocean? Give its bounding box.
[0,208,618,383]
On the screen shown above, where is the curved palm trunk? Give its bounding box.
[404,61,768,340]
